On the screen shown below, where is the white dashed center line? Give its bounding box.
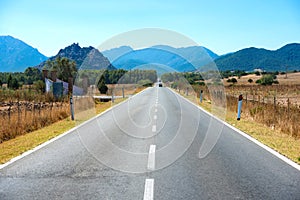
[143,179,154,200]
[147,144,156,170]
[152,125,156,132]
[153,115,157,120]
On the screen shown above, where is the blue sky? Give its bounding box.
[0,0,299,56]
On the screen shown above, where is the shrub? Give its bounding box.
[256,74,276,85]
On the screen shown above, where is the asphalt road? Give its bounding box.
[0,87,300,200]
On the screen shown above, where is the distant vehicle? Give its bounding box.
[158,83,163,87]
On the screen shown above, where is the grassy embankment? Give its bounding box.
[180,91,300,165]
[0,85,145,164]
[0,98,124,164]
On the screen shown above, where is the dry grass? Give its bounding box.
[0,98,126,164]
[0,102,70,143]
[173,86,300,164]
[0,85,145,164]
[223,72,300,86]
[199,99,300,164]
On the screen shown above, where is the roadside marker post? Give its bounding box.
[70,96,74,121]
[200,90,203,103]
[237,94,243,120]
[112,91,115,103]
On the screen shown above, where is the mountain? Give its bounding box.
[0,35,48,72]
[215,43,300,71]
[101,46,133,62]
[35,43,115,70]
[103,45,219,73]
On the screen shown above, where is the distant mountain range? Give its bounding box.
[35,43,115,71]
[1,35,300,73]
[215,43,300,71]
[0,36,48,72]
[102,45,219,73]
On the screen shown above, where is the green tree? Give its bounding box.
[44,57,77,82]
[227,78,237,84]
[97,75,108,94]
[7,74,20,90]
[7,74,12,88]
[24,67,42,84]
[256,74,276,85]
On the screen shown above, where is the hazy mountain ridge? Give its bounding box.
[1,35,299,73]
[215,43,300,71]
[102,45,219,72]
[0,36,48,72]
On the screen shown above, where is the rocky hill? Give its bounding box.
[35,43,115,70]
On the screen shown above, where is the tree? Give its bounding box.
[7,74,20,90]
[44,57,77,82]
[7,74,12,88]
[0,79,2,88]
[227,78,237,84]
[97,75,108,94]
[24,67,42,84]
[256,74,276,85]
[248,78,253,83]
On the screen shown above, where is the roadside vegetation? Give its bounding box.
[0,98,125,164]
[163,70,300,164]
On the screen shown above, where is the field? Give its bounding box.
[0,84,143,144]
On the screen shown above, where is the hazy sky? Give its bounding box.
[0,0,299,56]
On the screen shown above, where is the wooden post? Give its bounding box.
[287,98,290,120]
[68,77,73,97]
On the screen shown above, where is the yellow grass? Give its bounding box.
[223,72,300,86]
[0,98,126,164]
[199,99,300,164]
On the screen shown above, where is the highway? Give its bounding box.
[0,87,300,200]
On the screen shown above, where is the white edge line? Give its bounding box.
[143,179,154,200]
[0,87,151,170]
[168,88,300,171]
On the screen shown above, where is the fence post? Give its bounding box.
[122,87,125,98]
[237,94,243,120]
[186,87,189,96]
[287,98,290,120]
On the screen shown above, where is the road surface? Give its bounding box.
[1,87,300,200]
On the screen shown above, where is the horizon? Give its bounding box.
[1,34,299,58]
[1,0,299,57]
